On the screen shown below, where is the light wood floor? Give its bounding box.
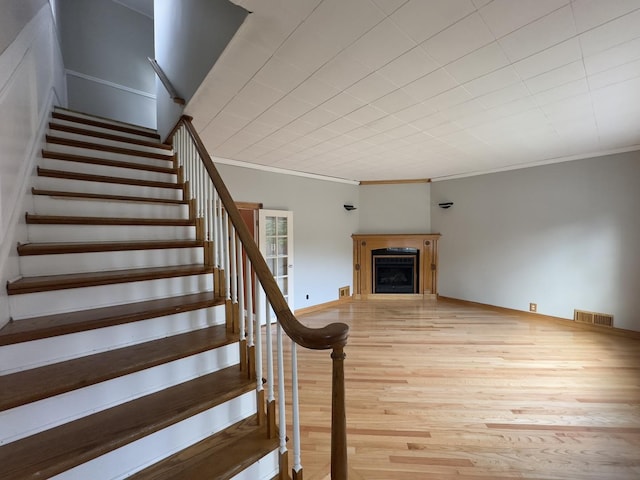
[282,298,640,480]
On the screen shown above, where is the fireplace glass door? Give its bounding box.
[372,248,418,294]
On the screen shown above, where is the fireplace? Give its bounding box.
[372,248,419,294]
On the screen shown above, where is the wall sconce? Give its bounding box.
[344,204,357,211]
[438,202,453,209]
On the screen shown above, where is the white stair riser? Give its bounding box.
[41,158,177,184]
[53,109,158,137]
[50,118,159,143]
[19,247,204,276]
[0,305,226,375]
[26,223,195,243]
[48,128,171,155]
[50,391,256,480]
[231,451,279,480]
[32,195,188,219]
[45,142,174,167]
[35,176,183,200]
[0,343,240,445]
[9,273,213,319]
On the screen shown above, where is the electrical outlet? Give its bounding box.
[305,294,309,300]
[529,303,537,312]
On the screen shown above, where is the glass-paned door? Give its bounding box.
[259,209,294,322]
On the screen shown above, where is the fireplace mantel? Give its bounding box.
[352,233,440,299]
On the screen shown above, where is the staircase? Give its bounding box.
[0,108,280,479]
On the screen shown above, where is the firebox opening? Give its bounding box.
[372,248,419,294]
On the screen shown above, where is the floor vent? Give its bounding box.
[574,309,614,327]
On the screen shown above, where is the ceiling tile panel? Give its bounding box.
[253,57,309,93]
[390,0,476,44]
[321,92,366,116]
[445,42,511,84]
[422,86,473,112]
[462,66,522,96]
[477,82,531,108]
[393,102,438,123]
[532,78,589,105]
[275,29,342,76]
[524,61,586,94]
[302,0,385,48]
[370,0,409,15]
[403,68,459,102]
[344,105,388,124]
[290,77,341,105]
[270,95,315,118]
[583,37,640,75]
[479,0,569,38]
[422,12,497,65]
[345,73,398,103]
[376,46,440,87]
[512,38,582,79]
[371,89,418,114]
[345,18,417,70]
[571,0,640,33]
[587,57,640,90]
[314,51,374,90]
[498,5,576,61]
[578,7,640,56]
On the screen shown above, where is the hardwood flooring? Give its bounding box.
[280,298,640,480]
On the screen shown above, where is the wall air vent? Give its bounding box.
[574,309,614,327]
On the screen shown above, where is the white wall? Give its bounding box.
[358,182,431,234]
[58,0,155,127]
[0,2,66,327]
[154,0,247,138]
[431,152,640,332]
[216,163,359,310]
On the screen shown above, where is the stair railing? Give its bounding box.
[167,115,350,480]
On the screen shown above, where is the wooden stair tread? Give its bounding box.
[52,110,161,140]
[46,135,171,160]
[131,416,278,480]
[7,264,213,295]
[0,365,254,480]
[31,187,188,205]
[0,323,234,412]
[37,167,183,189]
[42,150,177,174]
[25,213,194,226]
[0,291,223,346]
[49,123,172,150]
[17,239,203,256]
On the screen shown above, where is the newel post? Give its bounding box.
[331,346,348,480]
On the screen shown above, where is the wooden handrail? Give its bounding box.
[148,58,185,105]
[171,115,349,479]
[179,117,349,350]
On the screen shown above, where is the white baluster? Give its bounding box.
[277,324,287,454]
[223,210,231,300]
[229,225,237,304]
[291,341,302,474]
[216,190,224,270]
[255,285,264,391]
[212,190,219,268]
[205,179,212,242]
[265,302,274,403]
[245,256,253,348]
[236,235,245,340]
